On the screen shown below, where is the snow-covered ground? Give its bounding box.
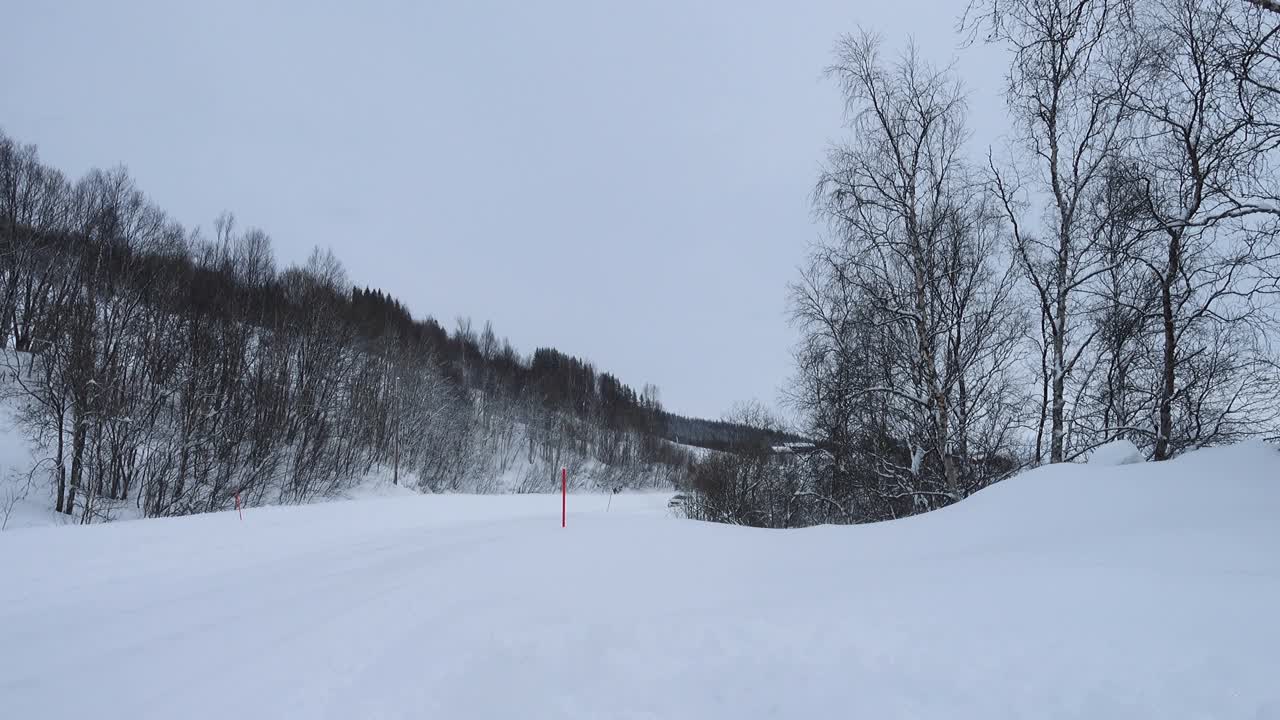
[2,442,1277,719]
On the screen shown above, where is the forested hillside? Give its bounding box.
[0,130,781,524]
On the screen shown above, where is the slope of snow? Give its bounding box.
[1,443,1277,719]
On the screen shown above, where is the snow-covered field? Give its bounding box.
[2,442,1277,719]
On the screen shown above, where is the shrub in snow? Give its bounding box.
[1087,440,1145,466]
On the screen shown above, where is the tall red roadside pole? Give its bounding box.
[561,467,567,528]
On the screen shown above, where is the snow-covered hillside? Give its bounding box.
[2,442,1277,719]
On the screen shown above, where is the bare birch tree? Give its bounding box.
[1122,0,1280,458]
[969,0,1144,463]
[793,33,1024,517]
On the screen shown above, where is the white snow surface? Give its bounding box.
[1087,438,1146,466]
[2,442,1279,719]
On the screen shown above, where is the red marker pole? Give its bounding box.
[561,467,567,528]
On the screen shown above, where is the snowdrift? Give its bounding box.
[1,442,1276,719]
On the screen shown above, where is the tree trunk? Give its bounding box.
[1049,227,1069,463]
[938,393,960,501]
[54,417,66,514]
[1153,232,1181,461]
[1050,345,1066,463]
[66,418,87,517]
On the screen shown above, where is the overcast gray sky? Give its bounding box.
[2,1,1007,420]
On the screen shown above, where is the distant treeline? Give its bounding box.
[658,411,805,453]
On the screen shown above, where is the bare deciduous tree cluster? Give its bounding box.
[0,134,696,523]
[689,0,1279,528]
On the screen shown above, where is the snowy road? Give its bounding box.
[3,444,1279,719]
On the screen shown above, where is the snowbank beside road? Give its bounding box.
[1,443,1276,719]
